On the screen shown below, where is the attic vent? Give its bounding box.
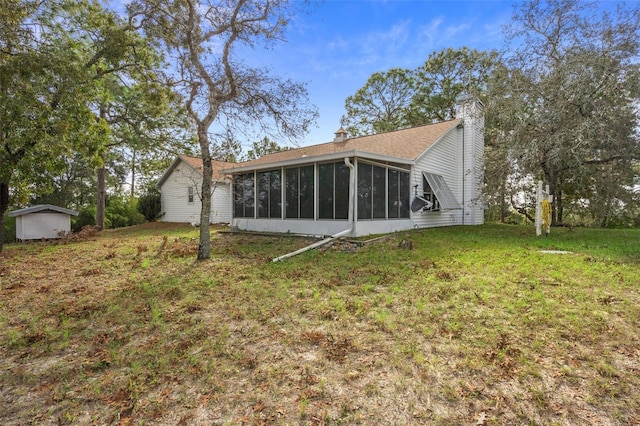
[334,127,348,142]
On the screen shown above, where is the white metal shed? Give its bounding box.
[8,204,79,240]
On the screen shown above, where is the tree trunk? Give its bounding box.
[0,181,9,254]
[500,188,506,223]
[96,106,107,230]
[556,188,563,224]
[197,124,212,260]
[130,149,136,198]
[97,166,106,230]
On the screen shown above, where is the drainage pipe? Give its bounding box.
[272,157,355,263]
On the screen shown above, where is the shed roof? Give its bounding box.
[222,119,459,173]
[156,155,236,188]
[8,204,79,217]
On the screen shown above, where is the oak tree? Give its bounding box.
[129,0,317,259]
[494,0,640,225]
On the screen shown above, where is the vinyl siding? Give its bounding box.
[412,126,464,229]
[16,213,71,240]
[159,161,231,224]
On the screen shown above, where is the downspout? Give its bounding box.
[460,120,465,225]
[272,157,355,262]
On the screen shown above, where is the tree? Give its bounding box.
[129,0,317,260]
[0,0,111,253]
[69,4,186,230]
[413,47,500,123]
[210,131,243,163]
[494,0,640,225]
[245,136,289,161]
[342,48,500,137]
[96,74,187,227]
[342,68,416,137]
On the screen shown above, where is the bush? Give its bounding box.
[2,213,16,243]
[72,206,96,232]
[105,196,145,229]
[137,187,162,222]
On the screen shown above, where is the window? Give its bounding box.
[257,170,281,218]
[388,169,410,218]
[422,176,440,211]
[233,173,255,218]
[318,162,349,220]
[188,186,194,204]
[359,161,410,220]
[372,165,386,218]
[422,172,461,211]
[358,162,386,219]
[285,165,314,219]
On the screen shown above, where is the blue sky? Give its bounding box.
[111,0,629,149]
[248,0,514,145]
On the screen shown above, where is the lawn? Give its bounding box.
[0,223,639,425]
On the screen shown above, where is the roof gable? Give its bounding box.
[8,204,79,217]
[223,120,459,172]
[157,155,236,188]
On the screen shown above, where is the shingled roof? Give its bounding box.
[223,119,459,172]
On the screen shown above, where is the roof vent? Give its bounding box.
[334,127,349,143]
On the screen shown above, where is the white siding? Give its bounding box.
[211,183,231,224]
[412,127,464,229]
[159,161,231,224]
[411,98,485,229]
[462,99,485,225]
[16,213,71,240]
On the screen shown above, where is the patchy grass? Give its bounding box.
[0,222,639,425]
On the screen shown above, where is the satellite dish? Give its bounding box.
[411,196,433,213]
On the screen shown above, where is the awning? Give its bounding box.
[422,172,461,210]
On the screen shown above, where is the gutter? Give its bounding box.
[221,150,413,174]
[272,157,356,262]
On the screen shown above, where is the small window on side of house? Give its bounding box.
[188,186,194,204]
[422,176,440,212]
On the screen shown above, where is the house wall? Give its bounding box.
[232,218,352,236]
[16,213,71,240]
[229,98,484,237]
[411,98,485,229]
[353,219,412,236]
[412,127,465,229]
[159,163,231,224]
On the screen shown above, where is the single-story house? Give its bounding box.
[156,155,235,224]
[219,95,484,237]
[8,204,79,240]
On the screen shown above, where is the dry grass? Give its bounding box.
[0,222,639,425]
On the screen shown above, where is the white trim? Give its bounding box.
[221,150,414,174]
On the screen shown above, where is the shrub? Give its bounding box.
[2,213,16,243]
[73,206,96,232]
[137,187,162,222]
[105,196,145,229]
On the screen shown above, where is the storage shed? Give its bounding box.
[8,204,79,240]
